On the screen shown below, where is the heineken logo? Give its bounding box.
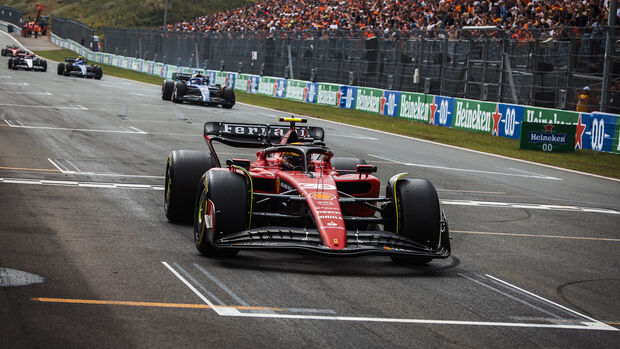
[258,80,276,95]
[455,101,491,131]
[286,83,305,101]
[400,95,429,121]
[317,87,337,105]
[357,93,380,113]
[528,132,568,144]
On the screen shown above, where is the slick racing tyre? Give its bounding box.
[41,60,47,72]
[7,58,12,69]
[161,80,174,101]
[389,179,441,265]
[194,170,247,257]
[172,82,185,103]
[164,150,216,223]
[57,62,65,75]
[63,64,71,76]
[330,157,367,175]
[221,87,235,109]
[94,66,102,80]
[1,49,6,56]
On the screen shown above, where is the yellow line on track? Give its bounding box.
[0,166,61,173]
[452,230,620,242]
[31,297,286,311]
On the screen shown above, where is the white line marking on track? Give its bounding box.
[369,153,562,180]
[485,274,614,328]
[441,199,619,215]
[47,158,66,173]
[1,91,52,95]
[193,264,250,307]
[74,104,88,110]
[162,263,617,330]
[327,133,378,140]
[4,119,148,134]
[0,82,28,86]
[0,177,163,190]
[0,103,86,110]
[453,230,620,242]
[173,263,225,305]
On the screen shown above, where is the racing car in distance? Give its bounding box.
[164,117,451,264]
[161,73,235,109]
[1,45,26,57]
[57,56,102,79]
[8,52,47,71]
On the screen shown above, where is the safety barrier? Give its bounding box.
[50,33,620,155]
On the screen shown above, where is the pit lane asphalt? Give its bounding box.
[0,32,619,348]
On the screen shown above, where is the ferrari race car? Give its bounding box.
[8,53,47,71]
[161,73,235,109]
[1,45,26,57]
[164,117,451,264]
[56,56,102,79]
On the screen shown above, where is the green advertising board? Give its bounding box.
[399,92,433,122]
[316,83,340,106]
[258,76,277,96]
[523,106,579,125]
[285,79,308,102]
[613,126,620,154]
[235,74,249,91]
[355,87,383,113]
[519,122,575,152]
[453,98,497,133]
[214,71,228,86]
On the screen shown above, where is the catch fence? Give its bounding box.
[51,14,95,51]
[0,6,22,27]
[101,26,619,113]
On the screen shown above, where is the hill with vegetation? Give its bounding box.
[0,0,255,34]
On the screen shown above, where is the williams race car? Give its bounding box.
[8,53,47,71]
[57,56,102,79]
[161,73,235,109]
[1,45,26,57]
[164,118,450,264]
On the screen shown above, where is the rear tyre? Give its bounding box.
[164,150,216,223]
[94,66,102,79]
[1,49,6,56]
[194,170,246,257]
[41,60,47,72]
[8,58,12,69]
[330,157,367,175]
[172,82,185,103]
[389,179,441,265]
[161,80,174,100]
[57,62,65,75]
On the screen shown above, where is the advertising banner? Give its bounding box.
[452,98,497,133]
[379,90,401,117]
[234,74,249,91]
[207,70,216,85]
[248,75,260,94]
[519,122,576,152]
[226,72,236,88]
[523,106,579,125]
[496,104,525,139]
[355,87,383,114]
[305,82,318,104]
[285,79,308,102]
[579,112,618,152]
[213,71,228,86]
[399,92,431,122]
[258,76,278,96]
[316,83,339,106]
[430,95,454,127]
[338,85,357,109]
[274,78,287,98]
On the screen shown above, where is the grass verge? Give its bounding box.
[35,48,620,179]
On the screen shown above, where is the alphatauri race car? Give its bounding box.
[1,45,26,57]
[164,118,450,264]
[57,56,102,79]
[161,73,235,109]
[8,53,47,71]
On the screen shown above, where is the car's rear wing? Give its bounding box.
[172,73,192,81]
[64,58,76,63]
[203,121,325,166]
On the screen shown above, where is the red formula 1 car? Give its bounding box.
[1,45,27,57]
[164,118,450,264]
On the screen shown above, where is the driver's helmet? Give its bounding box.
[76,56,86,63]
[281,152,305,170]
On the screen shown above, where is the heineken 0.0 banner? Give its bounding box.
[285,79,309,102]
[523,107,579,125]
[452,99,497,133]
[355,87,383,114]
[258,76,278,96]
[519,122,575,152]
[399,92,433,122]
[316,83,340,106]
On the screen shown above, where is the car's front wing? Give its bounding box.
[214,223,450,258]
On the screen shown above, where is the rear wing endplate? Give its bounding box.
[172,73,192,81]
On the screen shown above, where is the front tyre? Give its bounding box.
[162,80,174,100]
[389,179,442,265]
[94,66,102,79]
[164,150,216,223]
[57,62,65,75]
[194,170,247,257]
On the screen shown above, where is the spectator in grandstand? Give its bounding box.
[576,86,591,113]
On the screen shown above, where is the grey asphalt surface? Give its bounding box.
[0,31,619,348]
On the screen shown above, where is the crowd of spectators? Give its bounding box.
[166,0,614,39]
